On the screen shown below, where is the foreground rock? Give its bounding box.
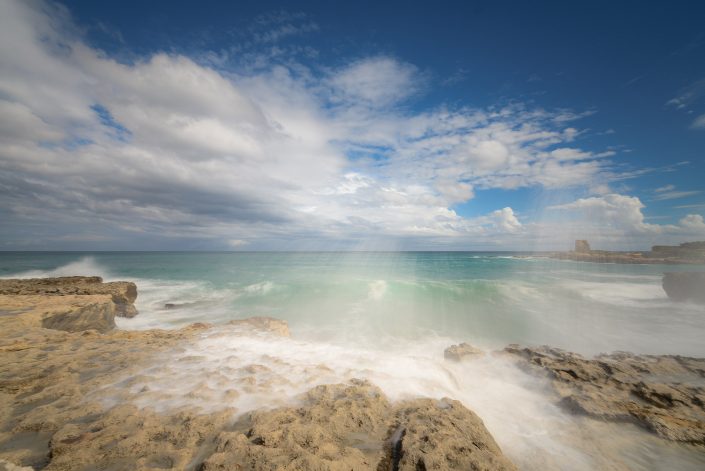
[0,277,138,318]
[200,380,516,471]
[504,345,705,445]
[0,286,514,470]
[663,272,705,304]
[444,342,484,361]
[0,294,118,333]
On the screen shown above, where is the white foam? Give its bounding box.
[243,281,274,295]
[96,327,705,470]
[367,280,387,300]
[2,256,113,280]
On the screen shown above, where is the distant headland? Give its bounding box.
[549,240,705,265]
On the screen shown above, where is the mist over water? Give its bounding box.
[2,252,705,469]
[3,251,703,356]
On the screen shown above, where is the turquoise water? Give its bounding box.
[3,251,705,469]
[2,251,703,356]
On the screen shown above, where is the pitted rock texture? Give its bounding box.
[0,277,138,318]
[504,345,705,445]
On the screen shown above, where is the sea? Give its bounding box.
[2,251,705,470]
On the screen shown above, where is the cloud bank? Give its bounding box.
[0,0,703,250]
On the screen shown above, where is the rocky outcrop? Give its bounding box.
[0,285,515,471]
[650,241,705,261]
[227,316,290,337]
[549,240,705,264]
[0,277,138,317]
[0,294,117,333]
[444,342,484,361]
[200,380,516,471]
[40,298,116,333]
[504,345,705,445]
[663,272,705,304]
[574,239,591,253]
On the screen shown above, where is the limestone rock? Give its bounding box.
[389,398,516,471]
[444,342,484,361]
[227,316,290,337]
[0,460,33,471]
[663,272,705,304]
[200,380,516,471]
[40,298,116,333]
[504,344,705,445]
[0,277,138,317]
[574,239,591,253]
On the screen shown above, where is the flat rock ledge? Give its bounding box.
[0,276,140,333]
[0,276,138,318]
[504,344,705,445]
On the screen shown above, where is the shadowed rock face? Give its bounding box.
[663,272,705,304]
[504,345,705,445]
[0,277,138,318]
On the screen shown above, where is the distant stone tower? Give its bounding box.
[575,240,591,253]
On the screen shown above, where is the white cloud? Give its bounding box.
[0,0,684,250]
[328,56,422,107]
[549,194,705,237]
[691,113,705,130]
[655,184,675,193]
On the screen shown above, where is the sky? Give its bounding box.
[1,0,704,251]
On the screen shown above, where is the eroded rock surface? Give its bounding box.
[227,316,291,337]
[200,380,516,471]
[504,345,705,445]
[0,277,138,318]
[0,286,513,470]
[444,342,484,362]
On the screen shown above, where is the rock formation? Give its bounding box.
[0,276,138,317]
[574,239,591,253]
[0,281,516,470]
[549,240,705,264]
[200,380,516,471]
[504,345,705,445]
[662,272,705,304]
[444,342,484,361]
[227,316,291,337]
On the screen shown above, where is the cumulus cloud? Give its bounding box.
[549,194,705,237]
[0,0,678,250]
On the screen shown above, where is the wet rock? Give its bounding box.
[663,272,705,304]
[504,344,705,445]
[444,342,484,361]
[227,316,290,337]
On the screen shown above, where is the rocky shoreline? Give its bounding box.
[0,277,704,469]
[548,240,705,265]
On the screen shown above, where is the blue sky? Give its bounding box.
[1,0,704,250]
